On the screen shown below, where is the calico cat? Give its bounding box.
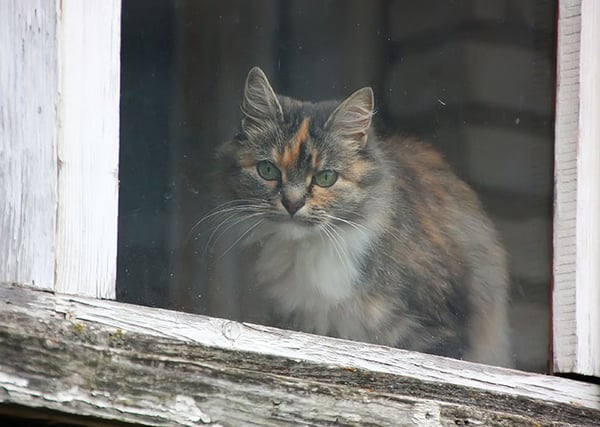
[209,66,512,367]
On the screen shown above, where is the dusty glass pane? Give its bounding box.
[118,0,556,372]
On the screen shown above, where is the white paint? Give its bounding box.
[173,395,212,424]
[575,0,600,377]
[48,292,599,411]
[0,1,120,298]
[553,0,580,374]
[15,380,216,426]
[0,372,29,388]
[553,0,600,377]
[411,402,441,426]
[55,1,120,298]
[50,386,81,403]
[0,0,59,290]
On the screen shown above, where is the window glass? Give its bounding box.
[118,0,556,372]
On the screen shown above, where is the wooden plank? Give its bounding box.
[54,0,120,298]
[0,0,59,290]
[0,1,120,298]
[554,0,600,377]
[574,0,600,377]
[0,284,598,426]
[553,0,581,374]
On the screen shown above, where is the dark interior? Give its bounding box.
[118,0,556,373]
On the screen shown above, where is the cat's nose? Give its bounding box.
[281,195,305,216]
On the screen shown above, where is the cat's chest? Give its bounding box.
[253,225,373,318]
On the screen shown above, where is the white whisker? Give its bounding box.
[203,210,241,253]
[326,222,353,264]
[190,198,268,227]
[321,223,349,270]
[208,212,265,252]
[324,214,369,234]
[219,218,265,259]
[186,198,269,244]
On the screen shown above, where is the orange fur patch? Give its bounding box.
[342,159,373,183]
[295,117,311,144]
[311,149,321,167]
[308,184,336,208]
[279,118,310,170]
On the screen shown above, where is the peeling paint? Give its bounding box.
[173,395,212,424]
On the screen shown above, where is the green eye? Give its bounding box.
[314,170,338,187]
[257,160,281,181]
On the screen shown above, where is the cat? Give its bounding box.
[206,66,512,367]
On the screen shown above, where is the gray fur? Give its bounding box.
[207,67,513,367]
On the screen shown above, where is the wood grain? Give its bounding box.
[574,0,600,378]
[553,0,581,374]
[0,0,59,290]
[0,284,598,426]
[55,0,121,299]
[553,0,600,377]
[0,1,120,298]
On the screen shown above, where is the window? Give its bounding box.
[1,0,599,424]
[118,0,554,373]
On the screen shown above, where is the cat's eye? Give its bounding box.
[256,160,281,181]
[313,170,338,187]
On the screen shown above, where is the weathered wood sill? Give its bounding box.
[0,284,598,426]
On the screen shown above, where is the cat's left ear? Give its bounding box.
[241,67,284,134]
[325,87,374,147]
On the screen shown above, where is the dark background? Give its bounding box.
[118,0,556,372]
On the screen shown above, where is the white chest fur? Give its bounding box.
[251,221,375,335]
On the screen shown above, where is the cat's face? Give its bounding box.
[218,67,383,240]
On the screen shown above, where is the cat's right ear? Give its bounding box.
[325,87,374,148]
[241,67,284,134]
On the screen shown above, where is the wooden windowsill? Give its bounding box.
[0,283,598,426]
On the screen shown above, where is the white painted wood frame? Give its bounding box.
[0,0,120,298]
[553,0,600,377]
[0,0,599,424]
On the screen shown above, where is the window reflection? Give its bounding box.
[118,0,556,372]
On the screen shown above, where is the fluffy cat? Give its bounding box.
[208,67,512,367]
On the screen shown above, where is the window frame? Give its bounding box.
[1,282,599,425]
[552,0,600,377]
[1,0,599,424]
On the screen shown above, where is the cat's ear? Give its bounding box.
[241,67,284,132]
[325,87,374,147]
